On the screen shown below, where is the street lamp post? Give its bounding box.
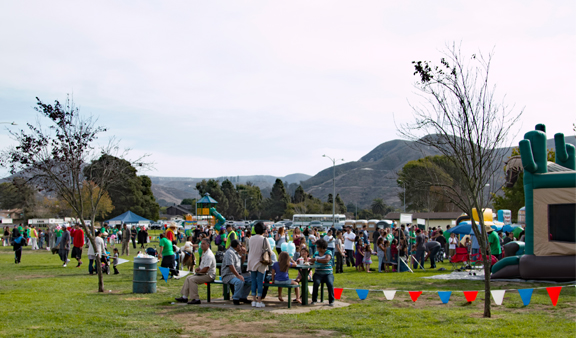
[322,154,344,227]
[398,180,406,213]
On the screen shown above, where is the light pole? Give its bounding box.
[322,154,344,227]
[398,180,406,213]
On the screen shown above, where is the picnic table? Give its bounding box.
[293,264,312,305]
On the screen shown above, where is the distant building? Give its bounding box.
[384,211,464,230]
[0,209,23,223]
[166,205,193,217]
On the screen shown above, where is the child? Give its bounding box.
[112,248,119,274]
[295,247,312,283]
[390,239,398,272]
[271,252,301,303]
[309,239,335,306]
[363,242,374,272]
[355,238,365,272]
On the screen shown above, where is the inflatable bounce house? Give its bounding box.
[492,124,576,281]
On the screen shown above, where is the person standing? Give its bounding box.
[29,226,39,250]
[54,226,63,247]
[59,226,71,267]
[275,226,288,254]
[70,224,85,268]
[413,229,425,269]
[343,226,356,267]
[87,230,106,275]
[11,228,24,264]
[3,226,10,246]
[121,224,131,256]
[247,222,272,308]
[323,229,335,266]
[138,226,148,249]
[448,233,458,258]
[334,231,345,273]
[175,239,216,305]
[487,226,502,260]
[131,226,137,249]
[225,224,237,250]
[38,229,45,249]
[158,233,178,278]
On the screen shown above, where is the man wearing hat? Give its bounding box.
[487,225,502,260]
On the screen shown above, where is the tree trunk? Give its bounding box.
[96,255,104,292]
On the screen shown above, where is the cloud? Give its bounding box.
[0,1,574,179]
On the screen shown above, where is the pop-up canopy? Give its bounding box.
[106,211,151,224]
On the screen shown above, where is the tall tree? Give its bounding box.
[400,44,522,317]
[221,179,242,219]
[181,198,196,206]
[292,185,306,204]
[267,179,290,220]
[371,198,387,216]
[0,178,36,220]
[84,155,159,221]
[1,96,148,292]
[335,193,347,214]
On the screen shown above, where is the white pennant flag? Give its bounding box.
[173,270,192,280]
[491,290,506,305]
[308,286,314,295]
[383,290,396,301]
[116,258,130,265]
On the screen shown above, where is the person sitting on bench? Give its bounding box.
[221,239,251,305]
[175,239,216,305]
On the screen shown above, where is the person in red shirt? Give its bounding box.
[70,224,85,268]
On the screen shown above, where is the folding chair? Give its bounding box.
[449,247,469,270]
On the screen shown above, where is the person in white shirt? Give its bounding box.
[87,230,107,275]
[175,239,216,305]
[323,229,335,266]
[449,233,458,258]
[343,226,356,267]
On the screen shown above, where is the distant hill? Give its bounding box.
[150,173,311,205]
[301,135,576,209]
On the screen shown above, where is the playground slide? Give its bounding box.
[209,207,226,231]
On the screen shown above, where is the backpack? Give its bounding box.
[215,251,225,263]
[214,234,222,245]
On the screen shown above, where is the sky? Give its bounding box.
[0,1,574,179]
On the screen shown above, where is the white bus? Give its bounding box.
[292,214,346,227]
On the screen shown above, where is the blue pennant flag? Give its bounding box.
[438,291,452,304]
[356,289,369,300]
[159,267,170,283]
[518,289,533,306]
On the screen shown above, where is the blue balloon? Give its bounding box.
[267,237,276,249]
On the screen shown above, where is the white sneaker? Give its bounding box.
[63,264,67,267]
[251,301,257,307]
[66,259,70,263]
[256,302,265,308]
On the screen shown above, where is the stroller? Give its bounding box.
[101,251,111,274]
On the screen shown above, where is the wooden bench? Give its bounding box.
[206,280,302,309]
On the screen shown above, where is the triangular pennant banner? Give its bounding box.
[491,290,506,305]
[173,270,191,280]
[356,289,369,300]
[116,258,130,265]
[438,291,452,304]
[518,289,534,306]
[463,291,478,303]
[334,288,343,300]
[383,290,396,301]
[308,286,313,296]
[546,287,562,307]
[409,291,423,302]
[158,267,170,283]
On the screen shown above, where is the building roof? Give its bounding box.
[384,211,464,220]
[167,205,193,215]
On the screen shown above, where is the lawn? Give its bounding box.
[0,238,574,338]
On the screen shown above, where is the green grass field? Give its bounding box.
[0,236,574,338]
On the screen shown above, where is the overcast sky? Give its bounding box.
[1,1,574,179]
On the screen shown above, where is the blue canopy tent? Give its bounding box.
[106,211,152,224]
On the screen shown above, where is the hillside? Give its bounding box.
[150,173,311,205]
[301,135,576,209]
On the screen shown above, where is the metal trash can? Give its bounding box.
[133,256,158,294]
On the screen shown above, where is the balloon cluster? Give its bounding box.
[281,242,296,257]
[267,238,276,250]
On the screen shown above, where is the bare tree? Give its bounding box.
[1,96,148,292]
[399,43,523,317]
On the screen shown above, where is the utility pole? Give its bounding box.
[322,155,344,227]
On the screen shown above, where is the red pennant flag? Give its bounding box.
[334,288,344,300]
[409,291,422,302]
[546,287,562,306]
[463,291,478,303]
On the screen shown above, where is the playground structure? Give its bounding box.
[195,193,226,231]
[491,124,576,281]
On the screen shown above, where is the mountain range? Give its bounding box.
[151,135,575,208]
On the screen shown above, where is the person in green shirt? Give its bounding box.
[54,227,63,247]
[158,233,178,278]
[487,226,502,260]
